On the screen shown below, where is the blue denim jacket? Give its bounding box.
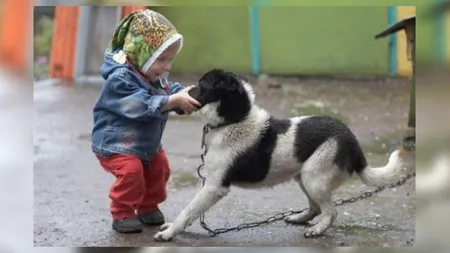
[91,49,184,161]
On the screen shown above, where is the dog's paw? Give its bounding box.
[285,212,318,225]
[285,214,308,225]
[154,223,175,242]
[154,230,174,242]
[303,226,324,238]
[154,231,174,242]
[159,222,173,231]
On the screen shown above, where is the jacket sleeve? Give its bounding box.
[168,81,185,95]
[167,81,186,115]
[102,75,169,121]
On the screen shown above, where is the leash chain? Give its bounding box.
[196,124,416,237]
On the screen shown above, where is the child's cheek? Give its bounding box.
[144,70,157,82]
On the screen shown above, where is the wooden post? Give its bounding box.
[375,14,416,151]
[49,6,80,79]
[0,0,31,72]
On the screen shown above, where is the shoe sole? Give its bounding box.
[112,224,143,234]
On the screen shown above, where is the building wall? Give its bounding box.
[258,6,388,75]
[51,5,448,78]
[153,6,252,74]
[415,5,435,63]
[446,9,450,61]
[156,6,389,75]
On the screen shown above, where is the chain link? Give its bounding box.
[196,124,415,237]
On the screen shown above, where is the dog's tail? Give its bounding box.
[357,149,407,187]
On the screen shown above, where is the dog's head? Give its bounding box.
[189,69,255,127]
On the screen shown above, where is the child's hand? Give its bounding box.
[173,85,201,115]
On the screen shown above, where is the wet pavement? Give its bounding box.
[33,75,415,247]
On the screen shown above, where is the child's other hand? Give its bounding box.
[174,85,201,115]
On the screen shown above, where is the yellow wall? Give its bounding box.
[396,6,415,76]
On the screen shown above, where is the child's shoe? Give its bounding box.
[137,209,165,226]
[112,218,143,233]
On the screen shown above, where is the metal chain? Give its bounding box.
[196,124,416,237]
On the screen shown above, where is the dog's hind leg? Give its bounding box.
[154,182,229,242]
[301,164,347,238]
[285,173,321,224]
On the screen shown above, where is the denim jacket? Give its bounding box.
[91,49,184,161]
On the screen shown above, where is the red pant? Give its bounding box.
[97,150,171,220]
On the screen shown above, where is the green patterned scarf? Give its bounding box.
[106,9,183,73]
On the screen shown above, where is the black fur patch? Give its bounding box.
[221,117,291,187]
[270,117,291,134]
[293,116,367,174]
[217,88,251,126]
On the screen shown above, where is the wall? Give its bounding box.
[446,8,450,61]
[156,6,389,75]
[153,6,252,74]
[415,4,435,62]
[258,6,388,75]
[49,4,444,78]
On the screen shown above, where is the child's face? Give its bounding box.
[144,40,181,83]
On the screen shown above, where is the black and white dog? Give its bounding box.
[154,69,407,241]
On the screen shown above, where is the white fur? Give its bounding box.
[154,79,407,241]
[242,80,256,103]
[358,150,407,187]
[199,102,225,128]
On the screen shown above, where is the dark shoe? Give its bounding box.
[137,209,165,226]
[112,218,143,233]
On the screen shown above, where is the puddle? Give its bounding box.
[170,171,199,189]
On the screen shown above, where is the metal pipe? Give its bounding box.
[250,6,261,76]
[388,6,397,76]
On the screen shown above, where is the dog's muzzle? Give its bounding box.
[188,86,205,109]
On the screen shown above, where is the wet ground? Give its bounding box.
[33,75,415,247]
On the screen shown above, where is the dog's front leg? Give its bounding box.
[154,183,230,242]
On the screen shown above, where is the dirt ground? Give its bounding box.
[33,74,415,247]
